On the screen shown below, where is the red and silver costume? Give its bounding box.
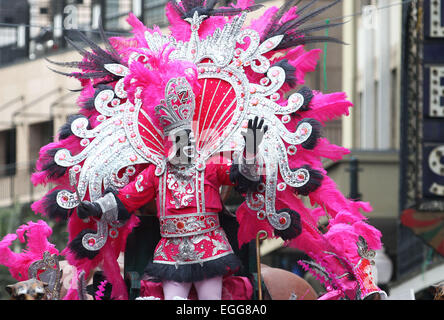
[117,161,242,282]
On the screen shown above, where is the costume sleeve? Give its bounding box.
[116,165,157,213]
[216,162,235,186]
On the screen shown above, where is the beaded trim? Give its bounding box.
[159,212,219,238]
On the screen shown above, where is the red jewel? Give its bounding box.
[199,216,205,221]
[177,221,185,229]
[88,239,96,246]
[258,212,265,219]
[297,174,305,180]
[279,217,287,225]
[110,230,116,236]
[61,195,69,203]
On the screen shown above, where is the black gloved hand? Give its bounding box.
[77,200,103,220]
[241,116,269,157]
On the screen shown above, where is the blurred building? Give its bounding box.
[263,0,444,299]
[0,0,442,299]
[333,0,444,298]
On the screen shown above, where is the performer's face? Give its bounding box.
[167,129,195,165]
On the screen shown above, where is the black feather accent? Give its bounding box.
[42,190,70,221]
[229,163,261,194]
[262,0,345,50]
[58,115,90,140]
[293,165,323,196]
[168,0,262,20]
[46,19,124,83]
[273,209,302,240]
[41,148,68,179]
[271,59,297,87]
[68,229,100,260]
[297,86,314,111]
[82,84,114,111]
[298,118,322,150]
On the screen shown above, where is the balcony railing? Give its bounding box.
[0,161,52,208]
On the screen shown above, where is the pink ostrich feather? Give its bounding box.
[124,45,200,113]
[31,138,81,187]
[0,220,59,281]
[62,214,140,300]
[108,13,164,63]
[302,91,353,125]
[236,202,274,247]
[126,13,151,49]
[230,0,256,11]
[287,137,350,171]
[286,47,322,86]
[165,2,228,42]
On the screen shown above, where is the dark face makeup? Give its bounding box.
[168,129,196,165]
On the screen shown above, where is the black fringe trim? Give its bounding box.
[40,148,68,179]
[293,165,323,196]
[42,190,70,221]
[229,163,262,194]
[144,253,242,283]
[274,209,302,241]
[298,118,322,150]
[297,86,314,111]
[83,84,114,111]
[58,115,91,140]
[68,229,100,260]
[271,59,297,87]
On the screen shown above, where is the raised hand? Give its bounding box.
[241,116,269,158]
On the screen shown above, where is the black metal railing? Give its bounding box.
[0,161,52,207]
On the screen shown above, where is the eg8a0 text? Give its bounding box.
[219,304,267,315]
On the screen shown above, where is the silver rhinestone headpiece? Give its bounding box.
[155,77,195,136]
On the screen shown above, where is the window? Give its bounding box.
[144,0,167,27]
[28,121,53,164]
[0,129,16,177]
